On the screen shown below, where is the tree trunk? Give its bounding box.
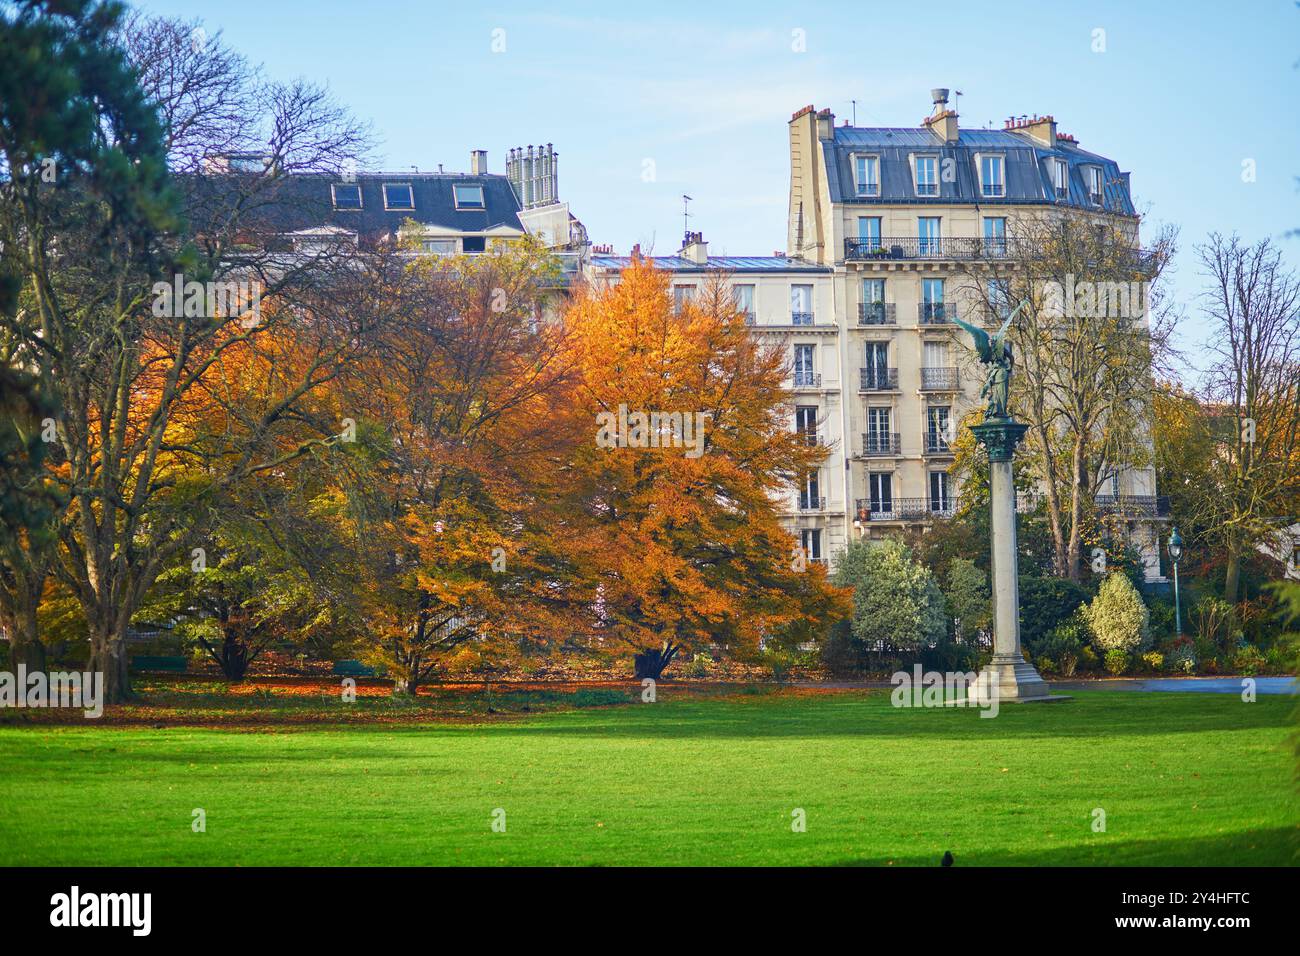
[10,636,46,673]
[1224,547,1241,604]
[217,631,251,681]
[633,643,678,680]
[87,618,131,704]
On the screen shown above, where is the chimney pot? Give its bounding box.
[470,150,487,175]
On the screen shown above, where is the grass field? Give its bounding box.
[0,688,1295,866]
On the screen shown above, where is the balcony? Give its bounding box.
[860,432,901,456]
[920,367,960,391]
[919,302,958,325]
[792,370,822,388]
[798,429,823,447]
[790,311,815,326]
[858,302,897,326]
[1016,493,1170,517]
[798,495,827,512]
[854,498,957,522]
[845,237,1015,261]
[924,431,953,454]
[859,367,899,391]
[981,183,1005,198]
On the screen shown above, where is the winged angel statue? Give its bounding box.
[953,301,1027,419]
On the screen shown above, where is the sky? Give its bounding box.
[135,0,1300,380]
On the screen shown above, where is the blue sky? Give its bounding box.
[136,0,1299,378]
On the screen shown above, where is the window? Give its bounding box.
[331,183,362,210]
[866,407,892,453]
[983,217,1007,255]
[868,473,894,514]
[790,284,814,325]
[383,183,414,210]
[1088,166,1104,204]
[914,156,938,196]
[1051,160,1068,199]
[857,216,882,247]
[988,278,1011,319]
[453,184,486,209]
[800,471,822,510]
[854,155,880,196]
[795,405,818,443]
[461,236,486,253]
[921,278,945,322]
[979,155,1005,197]
[861,278,886,324]
[928,406,951,451]
[732,284,755,322]
[800,528,822,562]
[673,285,696,311]
[863,341,889,389]
[918,217,941,255]
[929,471,952,513]
[421,238,457,255]
[793,344,816,386]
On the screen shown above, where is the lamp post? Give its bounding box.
[1168,527,1184,637]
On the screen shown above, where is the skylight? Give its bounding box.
[383,183,414,210]
[331,183,362,210]
[454,184,486,209]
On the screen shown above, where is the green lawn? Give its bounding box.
[0,689,1295,866]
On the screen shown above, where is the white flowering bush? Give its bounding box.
[1083,572,1150,655]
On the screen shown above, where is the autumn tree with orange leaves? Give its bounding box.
[330,237,592,695]
[562,260,849,679]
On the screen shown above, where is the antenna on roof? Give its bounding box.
[411,165,419,174]
[851,99,857,126]
[954,90,963,114]
[682,194,693,245]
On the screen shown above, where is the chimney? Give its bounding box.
[815,108,835,141]
[681,231,708,265]
[1005,113,1056,148]
[922,87,959,143]
[506,143,559,209]
[470,149,487,175]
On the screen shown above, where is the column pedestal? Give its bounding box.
[968,416,1065,704]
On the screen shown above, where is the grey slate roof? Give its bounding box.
[590,255,831,273]
[823,126,1135,216]
[219,172,525,239]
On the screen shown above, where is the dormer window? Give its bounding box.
[854,155,880,197]
[453,184,486,209]
[1051,160,1068,199]
[914,155,938,196]
[331,183,362,210]
[422,238,457,255]
[383,183,414,210]
[979,155,1005,198]
[1087,166,1104,205]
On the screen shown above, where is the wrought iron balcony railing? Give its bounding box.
[919,302,958,325]
[920,367,960,391]
[860,432,901,456]
[798,429,823,446]
[845,237,1014,261]
[859,367,899,391]
[981,183,1006,198]
[798,495,827,511]
[790,311,815,326]
[924,431,953,454]
[792,370,822,388]
[858,302,897,325]
[854,497,957,521]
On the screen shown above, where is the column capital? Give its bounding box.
[970,416,1029,463]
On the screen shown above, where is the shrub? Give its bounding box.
[1019,575,1091,652]
[1231,644,1266,676]
[1026,609,1087,677]
[1078,644,1100,672]
[1104,648,1131,675]
[1083,573,1150,655]
[1166,639,1196,674]
[1140,651,1164,672]
[832,538,946,660]
[944,558,990,643]
[1192,597,1241,659]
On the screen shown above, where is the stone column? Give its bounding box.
[969,416,1054,702]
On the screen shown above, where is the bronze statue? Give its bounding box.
[954,302,1025,419]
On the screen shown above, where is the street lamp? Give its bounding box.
[1168,527,1184,637]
